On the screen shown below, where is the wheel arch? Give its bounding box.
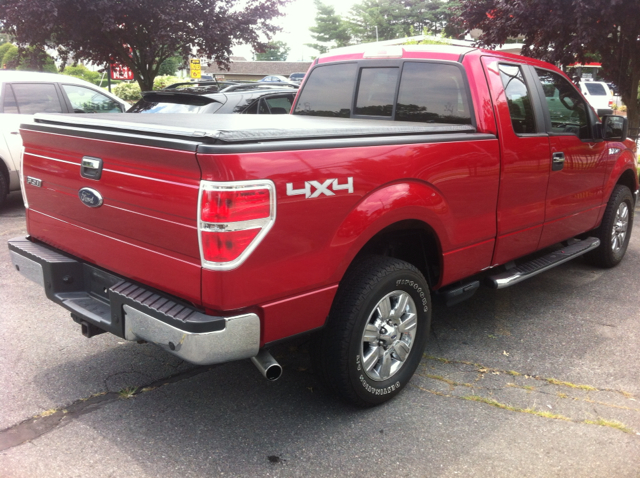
[350,220,442,288]
[329,180,450,289]
[615,167,638,197]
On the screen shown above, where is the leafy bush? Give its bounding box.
[112,75,182,102]
[62,64,101,85]
[153,75,181,89]
[113,82,141,101]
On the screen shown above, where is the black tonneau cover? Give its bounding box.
[29,113,475,145]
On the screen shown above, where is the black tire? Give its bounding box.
[584,185,634,268]
[0,167,7,209]
[314,255,431,407]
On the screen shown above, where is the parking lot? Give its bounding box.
[1,190,639,477]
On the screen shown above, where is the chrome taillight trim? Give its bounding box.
[200,217,270,232]
[197,179,276,271]
[19,146,28,209]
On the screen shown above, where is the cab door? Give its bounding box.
[481,57,551,265]
[530,68,608,248]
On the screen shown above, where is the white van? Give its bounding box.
[579,80,613,114]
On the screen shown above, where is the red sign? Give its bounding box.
[110,64,134,80]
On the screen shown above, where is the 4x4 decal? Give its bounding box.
[286,178,353,198]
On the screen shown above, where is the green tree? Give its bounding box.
[348,0,405,43]
[457,0,640,132]
[2,45,57,72]
[307,0,352,54]
[0,0,288,92]
[254,41,290,61]
[158,56,183,76]
[399,0,461,37]
[61,64,101,84]
[346,0,455,43]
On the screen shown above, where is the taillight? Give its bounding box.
[198,180,276,270]
[608,99,613,108]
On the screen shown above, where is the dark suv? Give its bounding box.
[128,82,298,115]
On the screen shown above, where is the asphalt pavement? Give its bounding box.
[1,189,639,477]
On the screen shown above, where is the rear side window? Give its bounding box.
[498,64,536,134]
[10,83,63,114]
[396,62,471,124]
[293,63,357,117]
[584,83,607,96]
[263,95,293,114]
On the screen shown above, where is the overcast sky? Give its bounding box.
[232,0,362,61]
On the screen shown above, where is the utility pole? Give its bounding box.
[375,26,379,42]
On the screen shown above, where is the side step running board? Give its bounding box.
[487,237,600,289]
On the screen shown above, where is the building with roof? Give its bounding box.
[204,59,312,81]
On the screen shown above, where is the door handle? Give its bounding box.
[552,152,565,171]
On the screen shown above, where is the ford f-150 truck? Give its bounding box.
[8,45,637,406]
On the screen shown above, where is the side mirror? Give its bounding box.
[602,115,628,140]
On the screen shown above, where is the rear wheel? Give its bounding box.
[315,256,431,407]
[0,168,7,209]
[584,185,634,268]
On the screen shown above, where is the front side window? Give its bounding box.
[395,62,472,125]
[11,83,63,114]
[62,84,123,113]
[498,64,536,134]
[294,63,357,117]
[535,68,589,138]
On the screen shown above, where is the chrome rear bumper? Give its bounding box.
[8,236,260,365]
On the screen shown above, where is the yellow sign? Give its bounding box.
[190,58,201,79]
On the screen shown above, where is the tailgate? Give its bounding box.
[20,116,203,305]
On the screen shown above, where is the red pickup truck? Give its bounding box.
[9,45,637,406]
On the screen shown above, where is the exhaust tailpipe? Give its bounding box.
[251,349,282,381]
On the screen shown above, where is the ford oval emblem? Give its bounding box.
[78,188,103,208]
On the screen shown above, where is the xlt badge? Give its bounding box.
[78,187,103,208]
[26,177,42,187]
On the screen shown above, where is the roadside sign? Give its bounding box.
[190,59,201,79]
[110,64,134,81]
